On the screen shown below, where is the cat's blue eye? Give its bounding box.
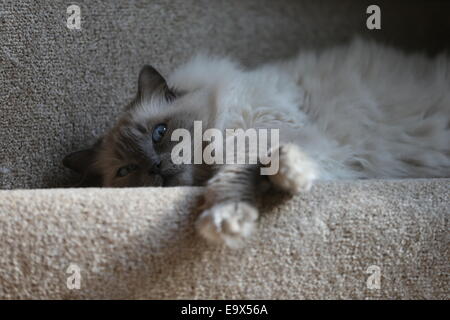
[152,123,167,143]
[116,164,138,177]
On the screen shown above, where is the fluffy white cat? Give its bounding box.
[170,39,450,180]
[64,39,450,247]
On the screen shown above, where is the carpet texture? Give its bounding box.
[0,1,449,299]
[0,180,448,299]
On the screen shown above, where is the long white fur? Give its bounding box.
[169,39,450,181]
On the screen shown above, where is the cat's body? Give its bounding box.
[64,39,450,246]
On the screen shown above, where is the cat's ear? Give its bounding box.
[63,138,103,186]
[137,65,176,102]
[63,148,97,174]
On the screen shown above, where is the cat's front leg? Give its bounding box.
[196,144,317,247]
[196,164,264,248]
[267,143,318,193]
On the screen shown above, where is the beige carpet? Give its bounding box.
[0,180,448,299]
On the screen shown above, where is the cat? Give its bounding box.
[64,39,450,247]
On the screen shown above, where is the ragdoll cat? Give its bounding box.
[64,39,450,247]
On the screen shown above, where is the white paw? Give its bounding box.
[268,144,317,194]
[196,202,258,248]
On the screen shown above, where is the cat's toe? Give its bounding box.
[269,144,317,194]
[196,202,258,248]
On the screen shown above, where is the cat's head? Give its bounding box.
[63,65,213,187]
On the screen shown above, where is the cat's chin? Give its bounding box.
[160,174,194,187]
[162,179,194,187]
